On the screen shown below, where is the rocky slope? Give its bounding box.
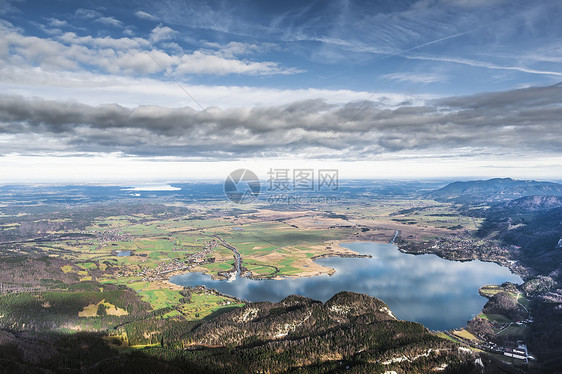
[166,292,490,373]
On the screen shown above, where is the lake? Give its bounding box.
[170,242,522,330]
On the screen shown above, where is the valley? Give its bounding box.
[0,179,560,373]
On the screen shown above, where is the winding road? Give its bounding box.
[214,236,242,278]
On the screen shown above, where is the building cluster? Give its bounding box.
[96,229,133,243]
[478,341,535,361]
[137,240,217,281]
[452,333,536,363]
[417,235,522,270]
[186,239,217,264]
[78,229,133,247]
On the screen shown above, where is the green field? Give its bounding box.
[139,289,183,310]
[177,292,244,320]
[0,198,498,327]
[497,324,529,337]
[479,313,512,323]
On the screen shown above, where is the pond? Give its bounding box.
[170,242,522,330]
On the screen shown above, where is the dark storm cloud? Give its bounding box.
[0,83,561,159]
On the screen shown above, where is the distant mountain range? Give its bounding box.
[428,178,562,274]
[427,178,562,203]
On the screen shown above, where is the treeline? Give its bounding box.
[137,292,472,373]
[0,256,78,286]
[0,289,534,373]
[0,283,151,332]
[0,202,190,242]
[477,205,562,271]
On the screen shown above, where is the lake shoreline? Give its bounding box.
[169,241,522,331]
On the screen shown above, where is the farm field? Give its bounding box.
[0,196,504,350]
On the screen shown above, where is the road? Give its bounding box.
[214,236,242,278]
[516,292,529,314]
[390,230,400,244]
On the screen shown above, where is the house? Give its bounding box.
[504,348,526,361]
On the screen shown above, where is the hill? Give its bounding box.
[494,195,562,211]
[427,178,562,203]
[470,195,562,368]
[0,291,492,373]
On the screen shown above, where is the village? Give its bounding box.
[137,239,219,282]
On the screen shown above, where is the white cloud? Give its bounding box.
[0,22,301,77]
[134,10,158,21]
[0,56,426,109]
[111,50,172,74]
[58,32,150,49]
[407,55,562,77]
[0,153,561,183]
[123,28,135,37]
[438,0,507,8]
[75,8,102,19]
[210,41,262,58]
[175,51,300,76]
[74,9,123,28]
[383,72,445,84]
[47,18,68,28]
[94,16,123,28]
[149,25,177,43]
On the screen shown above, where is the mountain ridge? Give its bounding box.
[493,195,562,211]
[427,178,562,203]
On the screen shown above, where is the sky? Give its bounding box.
[0,0,561,182]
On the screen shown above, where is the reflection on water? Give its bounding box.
[170,242,522,330]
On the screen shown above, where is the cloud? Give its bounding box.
[94,16,123,28]
[0,0,22,15]
[407,55,562,77]
[134,10,158,21]
[149,25,177,43]
[383,72,445,84]
[205,41,264,58]
[174,51,301,76]
[74,9,123,28]
[0,60,417,109]
[0,22,301,76]
[47,18,68,28]
[0,83,560,159]
[438,0,507,8]
[58,32,150,49]
[414,0,507,10]
[75,8,103,19]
